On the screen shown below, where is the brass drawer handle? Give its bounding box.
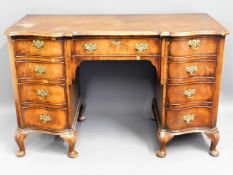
[32,40,45,49]
[84,43,96,53]
[183,114,195,124]
[186,65,198,75]
[135,43,148,52]
[36,89,48,98]
[188,39,200,49]
[34,65,46,75]
[112,39,122,45]
[184,89,195,99]
[39,114,51,124]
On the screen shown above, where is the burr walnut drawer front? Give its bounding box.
[16,62,65,80]
[19,83,66,105]
[14,38,63,57]
[168,60,216,79]
[23,107,67,131]
[167,83,214,105]
[73,38,160,55]
[169,37,219,57]
[166,107,212,130]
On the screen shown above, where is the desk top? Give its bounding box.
[5,14,228,37]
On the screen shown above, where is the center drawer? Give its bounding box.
[19,83,66,105]
[73,38,160,55]
[22,107,67,131]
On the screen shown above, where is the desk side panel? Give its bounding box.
[212,37,226,127]
[7,37,23,127]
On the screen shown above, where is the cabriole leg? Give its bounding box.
[156,131,174,158]
[205,129,220,157]
[15,129,28,157]
[60,131,78,158]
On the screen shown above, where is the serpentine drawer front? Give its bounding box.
[16,62,65,81]
[23,107,68,131]
[4,14,228,158]
[14,38,64,57]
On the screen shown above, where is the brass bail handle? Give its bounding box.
[135,43,149,52]
[36,89,49,98]
[39,114,52,124]
[184,89,195,99]
[34,65,46,75]
[32,40,45,49]
[186,65,198,75]
[183,114,195,124]
[84,43,96,53]
[188,39,200,50]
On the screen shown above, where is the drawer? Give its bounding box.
[169,37,218,57]
[167,83,214,105]
[19,83,66,105]
[73,38,160,55]
[14,38,63,57]
[166,107,212,130]
[168,60,216,79]
[23,107,67,131]
[16,62,65,80]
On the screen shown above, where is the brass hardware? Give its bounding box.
[135,43,148,52]
[32,40,45,49]
[186,65,198,75]
[112,39,122,45]
[188,39,200,49]
[84,43,96,52]
[34,65,46,75]
[39,114,51,124]
[36,89,48,98]
[183,114,195,124]
[184,89,195,99]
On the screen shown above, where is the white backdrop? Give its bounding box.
[0,1,232,175]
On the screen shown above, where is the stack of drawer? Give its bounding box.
[166,36,219,131]
[14,38,68,132]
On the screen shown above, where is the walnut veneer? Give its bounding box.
[4,14,228,158]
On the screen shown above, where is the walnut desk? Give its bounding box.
[4,14,228,158]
